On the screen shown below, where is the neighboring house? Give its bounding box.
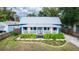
[20,17,62,34]
[0,21,19,32]
[73,22,79,33]
[0,22,5,32]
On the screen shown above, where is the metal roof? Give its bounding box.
[20,17,61,25]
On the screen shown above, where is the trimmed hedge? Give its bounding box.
[43,34,52,39]
[44,33,65,40]
[19,33,64,40]
[19,34,36,39]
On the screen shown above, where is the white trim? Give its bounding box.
[36,27,37,34]
[20,24,61,28]
[22,27,23,34]
[50,27,52,33]
[57,27,59,33]
[43,27,44,34]
[28,27,30,33]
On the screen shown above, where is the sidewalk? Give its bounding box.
[64,34,79,47]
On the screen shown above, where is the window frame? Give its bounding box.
[23,27,27,30]
[44,27,49,30]
[31,27,36,30]
[53,27,57,31]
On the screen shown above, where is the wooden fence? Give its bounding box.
[0,33,11,40]
[61,28,79,37]
[13,28,21,34]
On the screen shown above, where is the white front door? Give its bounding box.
[37,27,43,35]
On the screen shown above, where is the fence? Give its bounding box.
[13,28,21,34]
[0,33,11,40]
[61,27,79,37]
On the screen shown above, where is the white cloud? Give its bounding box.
[7,7,42,16]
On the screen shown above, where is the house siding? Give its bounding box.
[73,23,79,32]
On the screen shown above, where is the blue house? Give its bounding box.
[0,21,19,32]
[20,17,62,34]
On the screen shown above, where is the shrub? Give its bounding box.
[19,34,36,39]
[43,34,52,39]
[10,32,19,36]
[54,33,65,39]
[43,33,65,40]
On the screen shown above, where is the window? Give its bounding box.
[31,27,32,30]
[47,27,49,30]
[44,27,46,30]
[76,25,79,32]
[23,27,27,30]
[44,27,49,30]
[31,27,36,30]
[34,27,36,30]
[53,27,57,31]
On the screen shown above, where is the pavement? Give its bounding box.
[64,34,79,47]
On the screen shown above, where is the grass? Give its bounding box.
[0,36,17,50]
[0,36,79,51]
[61,43,79,51]
[21,40,66,46]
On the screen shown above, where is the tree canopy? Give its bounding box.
[1,7,79,28]
[38,7,59,17]
[27,13,36,17]
[0,8,16,22]
[60,7,79,26]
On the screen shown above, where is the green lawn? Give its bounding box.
[21,40,66,46]
[0,36,18,50]
[0,36,79,51]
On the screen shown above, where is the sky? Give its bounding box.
[7,7,42,16]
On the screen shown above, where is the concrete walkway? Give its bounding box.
[64,34,79,47]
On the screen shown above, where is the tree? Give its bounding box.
[38,7,59,17]
[27,13,37,17]
[0,7,16,22]
[60,7,79,27]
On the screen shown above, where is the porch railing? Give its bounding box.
[44,30,50,34]
[23,30,28,34]
[30,30,36,34]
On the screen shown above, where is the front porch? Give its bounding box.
[21,27,61,34]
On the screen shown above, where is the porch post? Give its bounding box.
[36,27,37,34]
[28,27,30,33]
[22,27,23,34]
[50,27,52,33]
[43,27,44,34]
[57,27,59,33]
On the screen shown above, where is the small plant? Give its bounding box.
[10,32,19,36]
[43,33,65,40]
[19,34,36,39]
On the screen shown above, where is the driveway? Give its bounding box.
[64,34,79,47]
